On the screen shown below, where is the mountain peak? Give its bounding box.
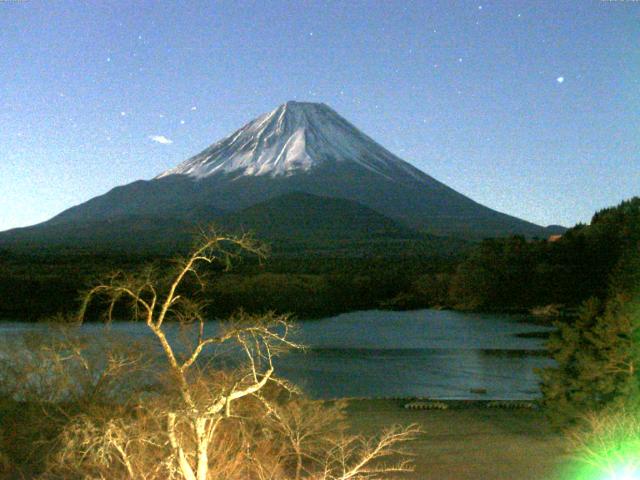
[278,100,332,115]
[281,100,328,109]
[156,101,422,181]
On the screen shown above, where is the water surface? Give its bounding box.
[0,309,554,400]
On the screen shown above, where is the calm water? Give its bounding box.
[0,309,554,400]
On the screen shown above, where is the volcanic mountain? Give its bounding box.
[0,101,561,252]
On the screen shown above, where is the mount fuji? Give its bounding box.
[156,101,429,182]
[0,101,561,252]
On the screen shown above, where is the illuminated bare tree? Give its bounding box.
[77,231,296,480]
[61,230,420,480]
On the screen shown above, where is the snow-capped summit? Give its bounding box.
[156,101,423,182]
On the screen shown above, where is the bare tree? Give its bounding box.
[260,397,420,480]
[319,424,421,480]
[75,231,295,480]
[0,324,153,479]
[39,230,422,480]
[0,325,149,406]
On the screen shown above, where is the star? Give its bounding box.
[180,120,185,125]
[478,5,483,10]
[190,106,197,111]
[106,57,111,62]
[120,111,126,116]
[557,76,565,84]
[458,57,463,62]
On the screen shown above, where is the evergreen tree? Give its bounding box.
[539,247,640,426]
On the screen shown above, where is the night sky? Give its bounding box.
[1,0,638,232]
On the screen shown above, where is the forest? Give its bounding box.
[0,197,638,322]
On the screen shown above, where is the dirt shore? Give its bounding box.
[344,399,580,480]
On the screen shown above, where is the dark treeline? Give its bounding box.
[0,248,461,321]
[0,252,156,321]
[446,197,640,313]
[208,254,459,318]
[1,197,637,321]
[538,201,640,426]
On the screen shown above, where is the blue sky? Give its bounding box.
[1,0,638,231]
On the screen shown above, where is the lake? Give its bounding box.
[0,309,554,400]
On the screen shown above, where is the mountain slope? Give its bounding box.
[0,192,455,256]
[1,101,561,249]
[219,191,420,241]
[0,215,200,254]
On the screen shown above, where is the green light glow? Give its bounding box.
[561,429,640,480]
[606,464,639,480]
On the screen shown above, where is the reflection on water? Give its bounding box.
[0,309,554,400]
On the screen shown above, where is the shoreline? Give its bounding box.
[326,397,542,405]
[0,303,576,324]
[342,398,577,480]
